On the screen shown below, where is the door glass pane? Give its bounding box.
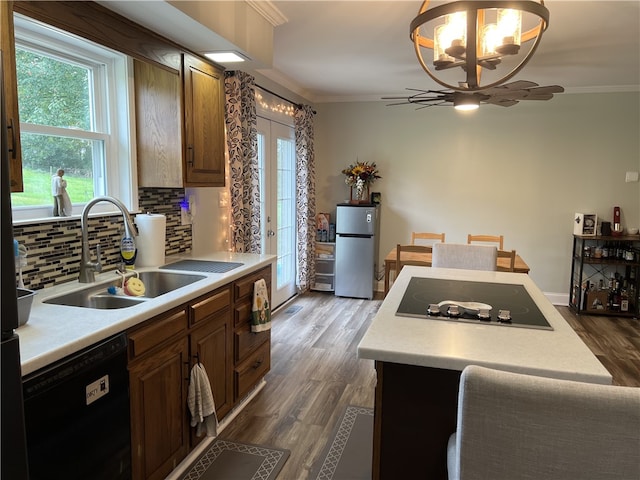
[257,131,267,253]
[276,137,295,290]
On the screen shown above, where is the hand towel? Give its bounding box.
[251,278,271,332]
[187,363,218,437]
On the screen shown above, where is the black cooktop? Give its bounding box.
[396,277,553,330]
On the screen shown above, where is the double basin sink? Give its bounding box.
[43,271,206,309]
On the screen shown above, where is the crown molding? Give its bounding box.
[246,0,288,27]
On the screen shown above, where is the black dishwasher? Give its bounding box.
[23,333,131,480]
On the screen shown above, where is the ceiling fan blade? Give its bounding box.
[483,80,539,94]
[489,90,529,99]
[522,93,554,101]
[484,98,519,107]
[528,85,565,95]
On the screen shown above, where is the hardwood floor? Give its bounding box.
[558,306,640,387]
[218,292,640,479]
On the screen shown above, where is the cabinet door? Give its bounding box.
[190,305,233,432]
[129,336,189,480]
[134,59,183,187]
[183,54,225,187]
[0,1,23,191]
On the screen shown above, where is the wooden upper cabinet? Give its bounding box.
[183,54,225,187]
[134,60,183,188]
[1,0,23,192]
[135,54,226,188]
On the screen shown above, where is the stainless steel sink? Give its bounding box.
[137,271,206,297]
[44,290,146,309]
[43,271,206,309]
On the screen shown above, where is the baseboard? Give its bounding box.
[545,292,569,306]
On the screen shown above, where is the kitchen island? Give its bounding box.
[357,265,612,480]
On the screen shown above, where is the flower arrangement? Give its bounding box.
[342,161,381,185]
[342,161,381,199]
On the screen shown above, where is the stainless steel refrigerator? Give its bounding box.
[335,204,379,299]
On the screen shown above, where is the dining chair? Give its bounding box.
[447,365,640,480]
[467,234,504,250]
[496,249,516,272]
[411,232,445,245]
[432,243,497,271]
[396,244,432,274]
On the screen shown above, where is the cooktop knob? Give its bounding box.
[447,305,460,317]
[477,308,491,321]
[427,304,441,316]
[497,310,512,323]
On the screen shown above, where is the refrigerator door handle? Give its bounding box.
[337,233,373,238]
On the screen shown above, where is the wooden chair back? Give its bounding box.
[411,232,445,244]
[497,249,516,272]
[467,234,504,250]
[396,244,432,275]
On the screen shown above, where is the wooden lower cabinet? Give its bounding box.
[128,309,189,480]
[127,267,272,480]
[189,287,233,448]
[232,265,272,402]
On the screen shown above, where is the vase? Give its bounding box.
[350,185,370,204]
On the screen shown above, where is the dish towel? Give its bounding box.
[187,363,218,437]
[251,278,271,332]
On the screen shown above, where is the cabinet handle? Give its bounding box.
[252,358,263,369]
[187,145,194,166]
[7,118,16,159]
[184,361,191,381]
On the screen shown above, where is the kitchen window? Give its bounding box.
[10,14,136,221]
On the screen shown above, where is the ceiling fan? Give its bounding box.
[383,80,564,110]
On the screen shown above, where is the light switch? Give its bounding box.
[625,171,639,183]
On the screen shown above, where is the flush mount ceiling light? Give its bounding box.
[410,0,550,92]
[204,51,248,63]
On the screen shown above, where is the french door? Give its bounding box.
[257,116,297,308]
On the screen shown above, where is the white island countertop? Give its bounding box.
[358,266,612,385]
[18,252,275,376]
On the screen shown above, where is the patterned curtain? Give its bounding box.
[294,105,316,291]
[224,71,260,253]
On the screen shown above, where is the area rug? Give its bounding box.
[181,439,290,480]
[311,405,374,480]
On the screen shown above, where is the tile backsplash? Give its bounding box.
[13,188,192,290]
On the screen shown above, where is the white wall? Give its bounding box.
[313,92,640,296]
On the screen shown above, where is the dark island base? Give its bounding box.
[373,361,462,480]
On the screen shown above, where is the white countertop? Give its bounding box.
[18,252,276,376]
[357,266,612,385]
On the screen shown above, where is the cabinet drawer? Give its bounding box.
[235,341,270,400]
[234,324,270,363]
[189,287,230,327]
[233,301,252,328]
[233,266,271,302]
[128,309,187,360]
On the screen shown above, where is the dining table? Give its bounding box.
[383,246,530,296]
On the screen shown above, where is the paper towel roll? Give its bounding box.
[134,213,166,267]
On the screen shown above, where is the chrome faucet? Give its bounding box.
[79,196,137,283]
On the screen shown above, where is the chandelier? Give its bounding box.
[410,1,550,92]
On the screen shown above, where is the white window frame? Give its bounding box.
[11,13,137,223]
